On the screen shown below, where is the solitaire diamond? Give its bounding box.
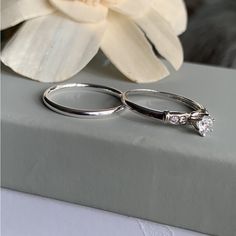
[196,115,214,137]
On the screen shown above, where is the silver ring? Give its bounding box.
[122,89,214,137]
[43,83,125,118]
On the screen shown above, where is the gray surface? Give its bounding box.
[1,55,236,236]
[2,189,206,236]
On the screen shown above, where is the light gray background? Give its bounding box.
[2,55,236,236]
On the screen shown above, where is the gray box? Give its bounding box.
[2,56,236,236]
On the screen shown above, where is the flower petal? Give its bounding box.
[49,0,108,23]
[108,0,152,18]
[1,13,106,82]
[152,0,187,35]
[1,0,55,30]
[134,8,183,70]
[101,12,169,83]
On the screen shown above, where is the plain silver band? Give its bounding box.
[122,89,208,125]
[43,83,125,118]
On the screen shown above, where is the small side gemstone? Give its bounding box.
[196,115,214,136]
[169,116,179,125]
[179,116,187,124]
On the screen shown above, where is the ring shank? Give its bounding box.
[122,89,206,122]
[43,83,125,118]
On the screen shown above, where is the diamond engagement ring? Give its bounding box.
[43,83,214,137]
[43,83,125,118]
[122,89,214,137]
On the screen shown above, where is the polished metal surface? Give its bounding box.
[122,89,214,136]
[43,83,125,118]
[43,84,213,136]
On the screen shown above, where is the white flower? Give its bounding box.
[1,0,187,83]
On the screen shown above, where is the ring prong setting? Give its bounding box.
[194,115,214,137]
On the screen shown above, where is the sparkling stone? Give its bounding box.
[179,116,187,124]
[196,116,214,136]
[169,116,179,125]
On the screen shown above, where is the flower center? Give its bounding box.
[79,0,121,6]
[101,0,120,5]
[79,0,101,5]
